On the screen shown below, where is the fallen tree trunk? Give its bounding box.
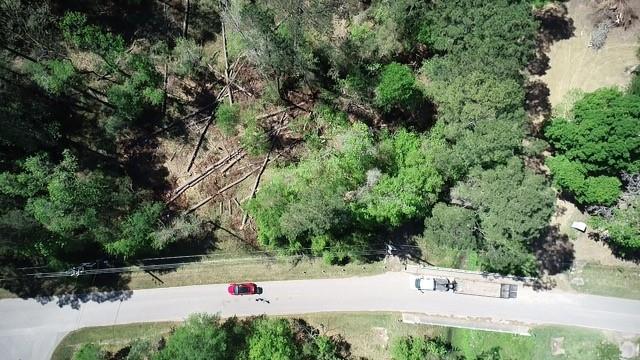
[184,85,230,173]
[187,165,260,213]
[256,102,306,120]
[169,149,243,203]
[222,20,232,105]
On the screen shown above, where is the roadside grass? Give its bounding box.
[531,326,619,360]
[0,288,16,300]
[449,328,534,359]
[293,312,445,359]
[0,229,390,300]
[51,322,176,360]
[568,263,640,300]
[449,326,620,360]
[126,256,387,289]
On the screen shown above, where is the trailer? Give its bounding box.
[452,279,517,299]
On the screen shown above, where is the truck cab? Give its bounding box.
[411,276,453,292]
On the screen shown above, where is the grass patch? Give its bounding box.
[449,328,534,359]
[295,312,444,359]
[51,322,176,360]
[0,288,17,300]
[531,326,619,360]
[123,256,387,291]
[568,263,640,300]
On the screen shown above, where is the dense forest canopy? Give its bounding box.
[1,0,637,293]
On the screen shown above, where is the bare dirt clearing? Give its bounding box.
[538,0,640,107]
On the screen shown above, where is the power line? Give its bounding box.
[1,245,414,281]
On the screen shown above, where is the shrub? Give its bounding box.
[73,344,105,360]
[374,62,419,112]
[216,103,240,136]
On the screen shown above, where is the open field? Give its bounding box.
[566,262,640,300]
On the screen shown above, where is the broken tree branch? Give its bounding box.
[256,102,306,120]
[169,148,243,203]
[221,20,232,105]
[187,165,260,213]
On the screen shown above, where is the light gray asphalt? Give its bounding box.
[1,272,640,359]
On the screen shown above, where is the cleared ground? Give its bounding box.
[538,0,640,107]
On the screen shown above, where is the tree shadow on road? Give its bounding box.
[36,288,133,310]
[1,272,134,310]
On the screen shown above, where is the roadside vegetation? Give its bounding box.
[56,313,626,360]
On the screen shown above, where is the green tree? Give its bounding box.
[545,88,640,174]
[375,62,419,112]
[155,314,228,360]
[106,202,164,259]
[424,71,524,126]
[26,59,79,96]
[361,130,443,225]
[303,335,341,360]
[424,203,478,250]
[391,336,459,360]
[595,341,622,360]
[107,54,164,122]
[172,37,206,77]
[546,156,622,207]
[248,318,300,360]
[60,11,125,70]
[592,196,640,254]
[453,158,555,275]
[241,118,271,156]
[420,0,537,79]
[73,343,106,360]
[126,339,153,360]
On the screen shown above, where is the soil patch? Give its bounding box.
[536,0,640,107]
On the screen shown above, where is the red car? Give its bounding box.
[227,282,259,295]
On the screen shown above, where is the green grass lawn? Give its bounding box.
[530,326,619,360]
[449,326,620,360]
[568,263,640,300]
[449,328,534,359]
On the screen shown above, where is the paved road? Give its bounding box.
[2,272,640,359]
